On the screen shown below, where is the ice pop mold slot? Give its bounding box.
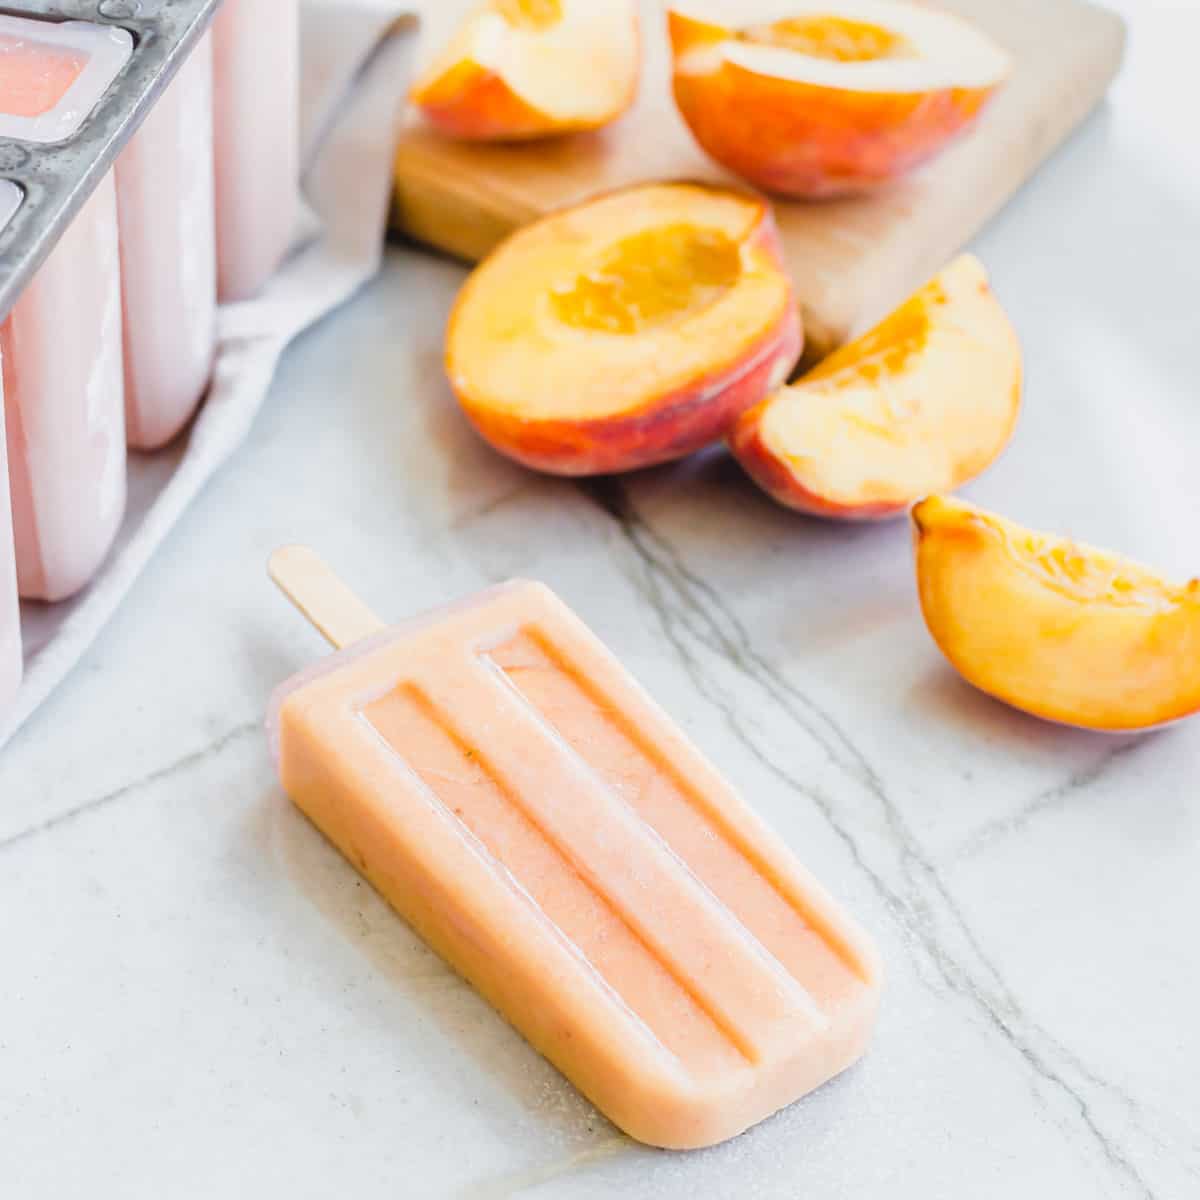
[268,548,882,1150]
[0,16,133,144]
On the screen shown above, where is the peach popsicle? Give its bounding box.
[268,548,881,1150]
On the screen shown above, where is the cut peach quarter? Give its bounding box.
[730,255,1020,519]
[446,183,802,475]
[912,495,1200,732]
[668,0,1011,197]
[410,0,639,141]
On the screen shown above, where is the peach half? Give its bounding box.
[730,255,1020,520]
[446,183,802,476]
[668,0,1011,197]
[913,495,1200,732]
[409,0,639,141]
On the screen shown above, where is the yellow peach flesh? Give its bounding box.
[493,0,562,32]
[550,224,742,336]
[740,15,914,63]
[913,495,1200,731]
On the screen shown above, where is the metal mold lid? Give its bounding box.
[0,0,223,323]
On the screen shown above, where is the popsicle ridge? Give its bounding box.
[489,624,876,992]
[363,680,751,1076]
[408,655,826,1065]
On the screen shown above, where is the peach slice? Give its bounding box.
[446,182,802,476]
[912,495,1200,732]
[409,0,639,141]
[730,255,1020,519]
[668,0,1011,197]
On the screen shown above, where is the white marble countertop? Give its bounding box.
[2,3,1197,1195]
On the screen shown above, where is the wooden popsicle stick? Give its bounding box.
[268,545,386,651]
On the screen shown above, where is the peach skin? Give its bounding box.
[912,495,1200,732]
[730,255,1021,519]
[445,182,802,476]
[410,0,639,141]
[669,0,1011,197]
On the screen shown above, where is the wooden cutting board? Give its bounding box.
[391,0,1126,363]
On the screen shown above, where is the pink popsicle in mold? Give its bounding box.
[212,0,300,301]
[0,182,20,707]
[116,34,217,449]
[0,18,132,602]
[1,175,126,602]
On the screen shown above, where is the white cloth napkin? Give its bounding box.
[1,0,419,749]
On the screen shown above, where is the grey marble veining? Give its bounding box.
[1,2,1197,1193]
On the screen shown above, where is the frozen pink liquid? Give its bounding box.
[0,376,20,711]
[0,17,132,144]
[0,33,86,117]
[1,176,126,602]
[212,0,300,301]
[116,34,216,449]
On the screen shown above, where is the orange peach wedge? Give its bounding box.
[446,182,802,475]
[730,255,1020,519]
[410,0,639,141]
[913,495,1200,732]
[668,0,1011,197]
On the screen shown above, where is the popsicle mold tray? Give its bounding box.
[0,0,222,322]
